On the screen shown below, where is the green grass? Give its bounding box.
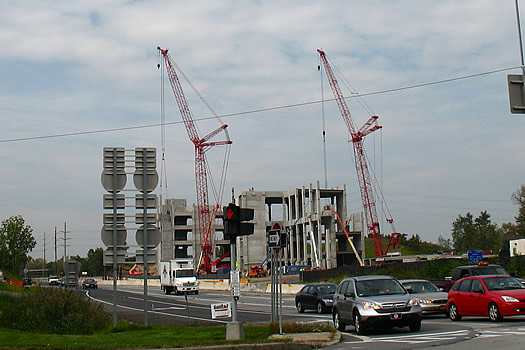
[0,324,275,349]
[0,281,285,349]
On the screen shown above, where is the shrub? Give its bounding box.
[0,287,111,334]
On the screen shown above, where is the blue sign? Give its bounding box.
[467,250,483,264]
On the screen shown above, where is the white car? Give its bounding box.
[48,275,60,286]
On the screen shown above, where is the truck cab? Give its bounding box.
[160,259,199,295]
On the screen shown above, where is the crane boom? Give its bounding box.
[158,47,232,272]
[317,49,387,257]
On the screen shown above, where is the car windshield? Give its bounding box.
[483,276,525,291]
[356,279,406,296]
[472,266,508,276]
[317,284,336,295]
[176,270,194,278]
[403,281,440,293]
[85,279,95,283]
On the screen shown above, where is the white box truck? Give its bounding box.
[160,259,199,295]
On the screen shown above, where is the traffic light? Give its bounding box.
[223,203,254,241]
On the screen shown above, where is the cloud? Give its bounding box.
[0,1,523,259]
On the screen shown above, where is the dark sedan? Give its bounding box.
[82,278,98,289]
[295,283,337,314]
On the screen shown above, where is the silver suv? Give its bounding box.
[332,275,422,334]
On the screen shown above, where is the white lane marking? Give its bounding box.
[344,330,469,345]
[86,292,227,324]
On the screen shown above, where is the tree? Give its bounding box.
[511,185,525,237]
[437,235,453,250]
[452,211,499,253]
[0,215,37,273]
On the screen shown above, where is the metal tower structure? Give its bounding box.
[317,48,397,258]
[158,47,232,272]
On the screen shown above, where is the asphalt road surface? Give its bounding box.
[85,284,331,326]
[85,284,525,349]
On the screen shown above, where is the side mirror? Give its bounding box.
[406,288,413,294]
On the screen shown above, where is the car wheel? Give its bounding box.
[316,301,325,314]
[448,303,462,321]
[488,302,503,322]
[409,319,421,332]
[333,310,346,331]
[296,300,304,313]
[354,311,366,335]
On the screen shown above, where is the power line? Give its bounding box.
[0,65,519,144]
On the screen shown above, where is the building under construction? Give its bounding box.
[158,182,364,275]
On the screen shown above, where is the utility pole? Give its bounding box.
[62,222,70,262]
[54,226,58,275]
[43,233,46,277]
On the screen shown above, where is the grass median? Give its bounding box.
[0,281,296,349]
[0,323,275,349]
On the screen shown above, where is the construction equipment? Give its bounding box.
[317,49,398,258]
[248,265,266,278]
[158,47,232,273]
[323,205,364,266]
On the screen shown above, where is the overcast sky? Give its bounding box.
[1,1,525,260]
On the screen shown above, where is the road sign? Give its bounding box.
[268,232,280,246]
[133,171,159,193]
[230,270,240,298]
[135,193,157,209]
[508,74,525,114]
[103,147,125,168]
[135,249,157,264]
[103,194,125,209]
[103,249,126,266]
[135,225,161,248]
[468,250,483,264]
[135,212,157,225]
[101,226,127,247]
[211,302,231,319]
[101,170,127,192]
[103,213,125,226]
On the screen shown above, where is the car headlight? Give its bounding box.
[175,281,183,287]
[362,301,381,310]
[416,298,432,305]
[408,298,420,306]
[195,280,200,286]
[322,298,333,304]
[502,295,519,302]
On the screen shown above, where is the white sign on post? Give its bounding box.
[211,302,231,319]
[231,270,241,298]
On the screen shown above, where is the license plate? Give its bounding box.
[390,313,402,320]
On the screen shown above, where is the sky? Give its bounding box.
[1,0,525,260]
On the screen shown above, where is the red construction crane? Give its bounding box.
[158,47,232,272]
[317,49,397,258]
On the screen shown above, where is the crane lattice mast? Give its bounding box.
[317,48,388,258]
[158,47,232,272]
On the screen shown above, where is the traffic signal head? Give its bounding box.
[223,204,255,242]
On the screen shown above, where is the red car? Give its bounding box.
[447,275,525,321]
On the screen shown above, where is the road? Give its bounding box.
[84,284,525,349]
[85,284,331,326]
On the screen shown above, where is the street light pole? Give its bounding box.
[515,0,525,104]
